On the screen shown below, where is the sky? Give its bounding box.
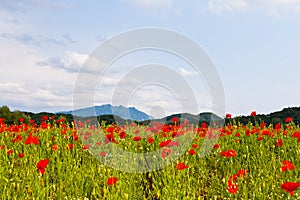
[1,0,300,118]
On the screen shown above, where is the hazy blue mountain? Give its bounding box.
[57,104,153,121]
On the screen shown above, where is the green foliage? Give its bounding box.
[0,118,299,199]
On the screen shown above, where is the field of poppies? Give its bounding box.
[0,113,299,199]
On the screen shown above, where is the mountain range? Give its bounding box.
[1,104,300,126]
[58,104,153,122]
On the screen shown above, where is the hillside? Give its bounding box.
[0,105,299,126]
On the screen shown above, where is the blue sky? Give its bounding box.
[1,0,300,118]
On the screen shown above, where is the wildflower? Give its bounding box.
[119,131,126,139]
[189,149,196,155]
[25,133,39,145]
[19,118,24,123]
[107,177,118,186]
[226,114,232,119]
[281,160,295,172]
[285,117,293,123]
[147,137,154,144]
[52,144,58,151]
[82,144,90,150]
[281,182,300,196]
[221,149,237,158]
[251,111,256,117]
[18,153,25,158]
[213,144,220,149]
[133,136,142,141]
[172,117,179,123]
[237,169,248,178]
[276,139,283,147]
[37,159,49,174]
[176,162,189,170]
[291,132,300,138]
[105,133,115,143]
[227,181,238,194]
[7,149,13,155]
[68,144,74,150]
[42,116,48,121]
[161,147,172,158]
[100,152,106,157]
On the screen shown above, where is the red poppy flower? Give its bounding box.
[275,123,281,129]
[285,117,293,123]
[281,182,300,196]
[261,130,270,135]
[260,122,266,129]
[82,144,90,150]
[291,132,300,138]
[228,174,238,182]
[37,159,49,174]
[7,149,13,155]
[25,133,39,145]
[251,111,256,117]
[281,160,295,172]
[192,144,198,149]
[19,118,24,123]
[257,137,263,141]
[226,114,232,119]
[119,131,126,139]
[18,153,25,158]
[161,147,172,158]
[221,149,237,158]
[52,144,58,151]
[172,117,179,123]
[189,149,196,155]
[42,116,48,121]
[68,144,74,150]
[213,144,220,149]
[227,181,238,194]
[176,162,189,170]
[105,133,115,143]
[107,177,118,186]
[234,133,240,137]
[100,151,106,157]
[276,139,283,147]
[237,169,248,178]
[133,136,142,141]
[147,137,154,144]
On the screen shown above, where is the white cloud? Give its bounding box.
[37,51,88,73]
[0,0,69,12]
[122,0,173,12]
[0,82,28,94]
[208,0,300,16]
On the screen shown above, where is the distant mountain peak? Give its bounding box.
[58,104,152,122]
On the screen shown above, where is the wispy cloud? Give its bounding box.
[37,51,88,73]
[0,0,70,12]
[1,32,39,45]
[208,0,300,17]
[1,32,77,46]
[0,82,28,94]
[122,0,173,13]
